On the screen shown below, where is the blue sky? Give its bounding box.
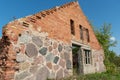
[0,0,120,54]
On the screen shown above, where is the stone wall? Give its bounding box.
[0,36,11,80]
[92,49,105,72]
[14,31,73,80]
[83,49,105,74]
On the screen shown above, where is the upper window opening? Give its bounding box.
[86,29,90,42]
[70,19,75,35]
[79,25,83,40]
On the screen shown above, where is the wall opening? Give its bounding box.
[70,19,75,35]
[72,44,81,75]
[79,25,83,40]
[86,29,90,42]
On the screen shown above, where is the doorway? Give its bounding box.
[72,44,81,75]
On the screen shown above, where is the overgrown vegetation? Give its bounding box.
[94,23,120,73]
[63,72,120,80]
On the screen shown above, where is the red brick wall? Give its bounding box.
[23,2,102,50]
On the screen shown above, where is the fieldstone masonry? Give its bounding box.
[0,1,105,80]
[16,33,72,80]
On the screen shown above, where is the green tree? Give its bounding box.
[94,23,117,73]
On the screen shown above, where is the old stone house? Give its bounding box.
[0,1,106,80]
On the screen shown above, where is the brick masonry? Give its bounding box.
[0,1,106,80]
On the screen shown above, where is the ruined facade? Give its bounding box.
[0,1,106,80]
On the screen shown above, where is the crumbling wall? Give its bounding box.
[0,1,106,80]
[0,34,18,80]
[0,6,74,79]
[0,19,73,80]
[0,36,11,80]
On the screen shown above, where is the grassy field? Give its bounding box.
[63,72,120,80]
[48,68,120,80]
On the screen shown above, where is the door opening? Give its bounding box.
[72,44,81,75]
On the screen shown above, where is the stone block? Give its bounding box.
[53,56,59,64]
[36,66,50,80]
[59,59,66,68]
[53,42,58,49]
[16,53,26,62]
[44,38,51,46]
[46,62,52,69]
[33,55,44,65]
[30,65,38,74]
[53,65,59,72]
[56,68,63,79]
[46,53,54,62]
[58,44,63,52]
[53,49,58,56]
[64,52,70,60]
[25,43,38,58]
[32,36,43,47]
[15,71,30,80]
[49,46,53,52]
[60,52,64,59]
[66,60,72,69]
[39,47,47,55]
[18,32,32,44]
[19,62,30,71]
[64,46,72,52]
[48,71,56,79]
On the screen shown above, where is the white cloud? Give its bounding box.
[110,37,116,41]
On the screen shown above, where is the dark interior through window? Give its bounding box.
[84,50,91,64]
[80,25,83,40]
[70,19,75,35]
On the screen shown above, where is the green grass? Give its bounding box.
[63,72,120,80]
[48,68,120,80]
